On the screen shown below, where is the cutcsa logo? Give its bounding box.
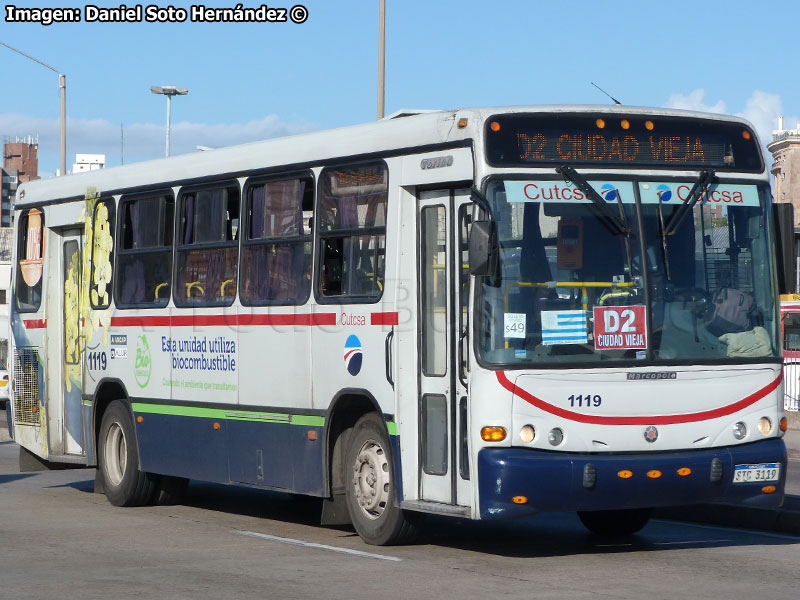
[600,184,619,202]
[343,335,363,376]
[656,184,673,202]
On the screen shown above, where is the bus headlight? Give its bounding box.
[732,422,747,440]
[548,428,564,446]
[757,417,772,435]
[519,425,535,443]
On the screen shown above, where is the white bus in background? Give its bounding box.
[7,105,792,545]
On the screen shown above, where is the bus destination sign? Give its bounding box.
[485,113,763,172]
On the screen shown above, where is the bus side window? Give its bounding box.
[15,208,45,312]
[175,184,239,307]
[115,193,174,308]
[317,162,387,301]
[241,176,313,305]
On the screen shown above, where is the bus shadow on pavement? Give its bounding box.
[0,473,38,485]
[109,479,800,557]
[169,481,330,529]
[413,513,799,557]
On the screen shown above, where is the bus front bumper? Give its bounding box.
[477,438,787,519]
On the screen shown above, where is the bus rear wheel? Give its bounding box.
[577,508,652,536]
[98,400,157,507]
[344,413,419,546]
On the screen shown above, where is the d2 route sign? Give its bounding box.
[593,305,647,350]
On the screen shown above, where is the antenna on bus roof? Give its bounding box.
[591,82,622,105]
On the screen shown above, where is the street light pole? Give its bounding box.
[151,85,188,157]
[377,0,386,119]
[0,40,67,176]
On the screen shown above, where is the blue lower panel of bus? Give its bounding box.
[477,438,787,519]
[134,413,325,495]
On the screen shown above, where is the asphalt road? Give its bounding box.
[1,410,799,599]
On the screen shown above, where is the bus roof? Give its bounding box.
[16,105,762,206]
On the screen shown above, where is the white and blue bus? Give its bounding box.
[7,106,792,544]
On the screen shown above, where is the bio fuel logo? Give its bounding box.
[134,335,152,388]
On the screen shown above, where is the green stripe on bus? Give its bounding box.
[291,414,326,427]
[131,403,324,427]
[132,403,225,419]
[386,421,398,436]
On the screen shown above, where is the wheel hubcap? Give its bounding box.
[352,439,390,520]
[104,422,127,486]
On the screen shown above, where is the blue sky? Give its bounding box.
[2,0,799,177]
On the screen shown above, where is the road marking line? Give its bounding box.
[235,530,403,561]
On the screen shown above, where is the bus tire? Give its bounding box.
[344,413,419,546]
[577,508,652,536]
[98,400,157,507]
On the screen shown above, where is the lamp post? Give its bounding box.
[377,0,386,119]
[0,41,66,176]
[150,85,188,157]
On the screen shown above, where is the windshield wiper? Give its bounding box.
[663,170,716,236]
[557,166,631,237]
[657,190,671,281]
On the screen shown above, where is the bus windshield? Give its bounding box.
[477,178,779,366]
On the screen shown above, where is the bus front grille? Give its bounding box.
[13,347,41,426]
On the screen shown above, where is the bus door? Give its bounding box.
[416,189,472,507]
[55,228,85,456]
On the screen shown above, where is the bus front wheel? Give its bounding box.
[577,508,652,536]
[344,413,419,545]
[98,400,157,507]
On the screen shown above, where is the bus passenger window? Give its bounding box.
[241,176,313,305]
[175,184,240,307]
[15,208,44,312]
[317,163,387,301]
[115,193,174,308]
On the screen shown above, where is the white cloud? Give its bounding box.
[0,113,316,172]
[735,90,782,137]
[664,89,800,157]
[664,89,727,114]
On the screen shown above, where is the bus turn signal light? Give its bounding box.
[512,496,528,504]
[617,470,633,479]
[677,467,692,477]
[780,417,788,432]
[647,470,662,479]
[481,426,507,442]
[762,486,777,494]
[458,118,468,128]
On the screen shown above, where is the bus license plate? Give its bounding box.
[732,463,780,484]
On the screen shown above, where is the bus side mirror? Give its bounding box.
[469,220,498,277]
[773,203,796,295]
